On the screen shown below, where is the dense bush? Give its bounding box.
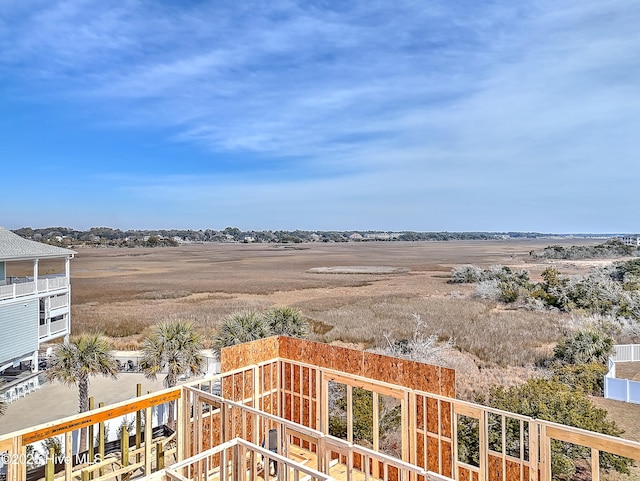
[550,363,607,396]
[450,265,529,285]
[457,262,640,321]
[553,328,614,365]
[482,379,631,479]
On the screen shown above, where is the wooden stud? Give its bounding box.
[98,402,105,477]
[591,447,600,481]
[136,383,142,464]
[64,431,72,481]
[45,447,55,481]
[372,392,379,452]
[88,396,94,472]
[347,384,353,443]
[145,398,153,475]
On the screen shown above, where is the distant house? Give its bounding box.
[348,233,363,241]
[622,235,640,247]
[0,227,75,385]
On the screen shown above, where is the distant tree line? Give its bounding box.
[12,226,611,247]
[532,239,639,259]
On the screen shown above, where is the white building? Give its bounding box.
[622,235,640,247]
[0,227,75,380]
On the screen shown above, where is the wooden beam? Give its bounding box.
[22,390,181,444]
[545,425,640,459]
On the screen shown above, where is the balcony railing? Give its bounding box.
[0,276,69,301]
[49,293,70,310]
[38,317,69,340]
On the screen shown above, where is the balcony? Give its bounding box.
[38,316,69,341]
[0,275,69,302]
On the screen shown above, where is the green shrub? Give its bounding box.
[550,362,607,396]
[553,328,613,365]
[482,379,631,479]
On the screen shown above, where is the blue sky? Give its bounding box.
[1,1,638,232]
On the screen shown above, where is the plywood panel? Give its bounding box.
[488,454,503,481]
[427,436,439,472]
[459,467,471,481]
[363,352,403,385]
[440,367,456,397]
[309,341,334,370]
[426,398,439,435]
[442,440,453,478]
[409,361,440,394]
[506,458,524,481]
[440,401,452,437]
[220,336,280,371]
[416,432,425,468]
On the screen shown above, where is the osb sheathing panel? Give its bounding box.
[224,337,455,398]
[442,440,453,478]
[426,398,439,434]
[427,437,439,472]
[386,464,400,481]
[416,433,425,468]
[440,367,456,398]
[440,400,452,437]
[220,336,280,372]
[416,396,425,431]
[459,468,471,481]
[488,454,503,481]
[282,338,454,397]
[506,459,526,481]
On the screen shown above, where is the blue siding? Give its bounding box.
[0,299,38,363]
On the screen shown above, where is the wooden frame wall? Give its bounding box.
[4,336,640,481]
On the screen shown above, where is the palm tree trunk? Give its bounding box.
[78,374,89,453]
[167,375,176,429]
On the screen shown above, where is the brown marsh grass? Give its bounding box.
[69,239,601,394]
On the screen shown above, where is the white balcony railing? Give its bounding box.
[38,318,69,340]
[0,276,69,302]
[49,318,67,335]
[49,294,69,310]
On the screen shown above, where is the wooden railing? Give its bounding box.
[183,387,449,481]
[161,437,333,481]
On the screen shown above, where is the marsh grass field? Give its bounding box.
[49,238,607,399]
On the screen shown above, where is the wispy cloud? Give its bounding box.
[2,0,639,231]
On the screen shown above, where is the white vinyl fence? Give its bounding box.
[604,344,640,403]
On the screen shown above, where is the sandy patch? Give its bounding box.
[307,266,410,274]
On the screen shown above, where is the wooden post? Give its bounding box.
[98,402,105,477]
[155,441,165,470]
[346,384,353,443]
[136,383,142,464]
[121,426,130,481]
[45,447,55,481]
[145,398,153,474]
[88,396,94,480]
[64,431,72,481]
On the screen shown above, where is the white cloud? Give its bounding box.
[2,0,639,231]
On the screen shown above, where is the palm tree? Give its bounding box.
[212,310,271,355]
[141,320,205,426]
[46,334,118,450]
[263,306,308,337]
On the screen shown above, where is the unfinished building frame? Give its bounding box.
[1,336,639,481]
